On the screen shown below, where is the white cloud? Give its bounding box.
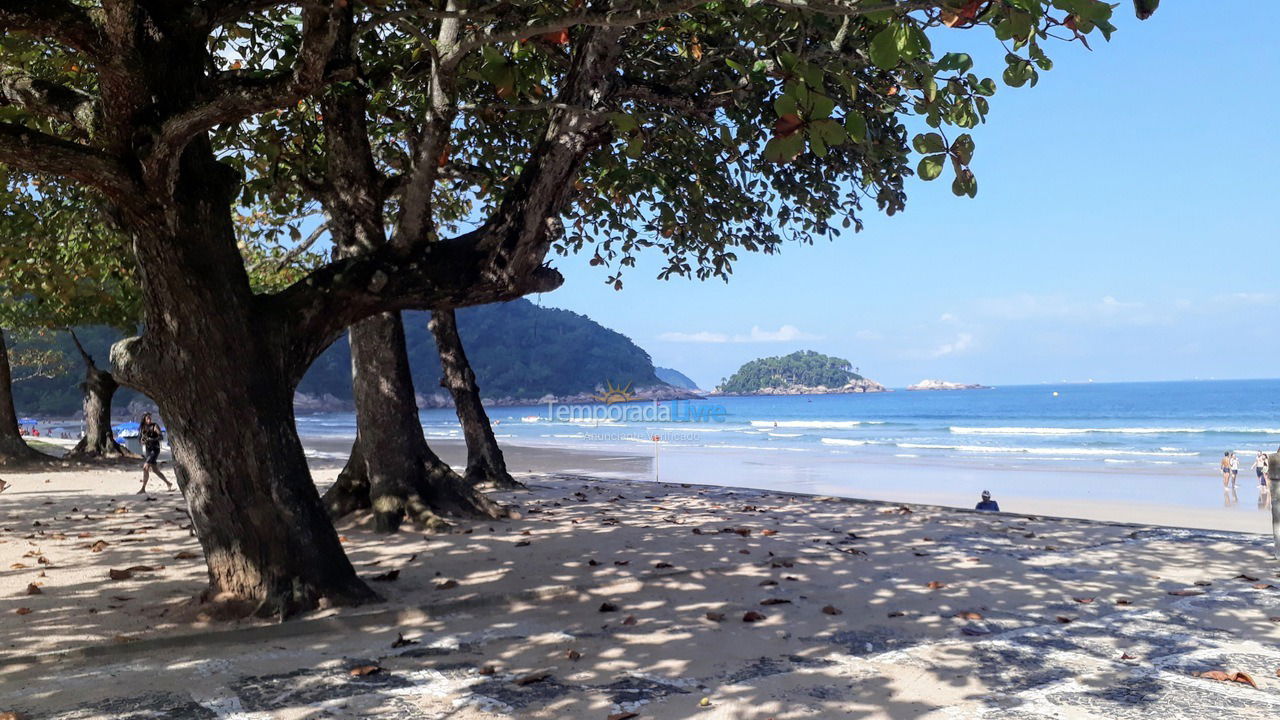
[657,330,730,343]
[854,329,883,341]
[658,324,820,344]
[931,332,975,358]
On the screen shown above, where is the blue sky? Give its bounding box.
[533,2,1280,390]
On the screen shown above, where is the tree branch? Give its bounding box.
[148,2,342,190]
[0,66,98,135]
[0,0,104,57]
[0,122,135,199]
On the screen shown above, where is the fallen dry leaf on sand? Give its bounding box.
[1253,583,1275,590]
[1073,597,1094,604]
[1115,598,1133,606]
[14,608,31,616]
[1235,574,1260,582]
[391,633,417,648]
[125,565,160,572]
[654,561,673,569]
[435,579,458,590]
[954,611,983,620]
[761,529,778,536]
[349,665,381,677]
[1055,616,1074,624]
[742,611,766,622]
[926,581,946,590]
[599,602,619,612]
[108,568,133,581]
[607,712,639,720]
[760,598,791,605]
[1168,589,1204,596]
[90,540,108,552]
[1194,580,1212,587]
[515,670,551,686]
[622,615,637,626]
[25,584,41,596]
[1121,653,1137,660]
[477,665,496,676]
[961,627,989,636]
[887,610,906,618]
[174,551,199,560]
[1193,670,1257,688]
[822,605,843,616]
[566,649,582,661]
[705,612,726,622]
[0,711,26,720]
[371,570,400,582]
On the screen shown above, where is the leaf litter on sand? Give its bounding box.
[1192,670,1257,689]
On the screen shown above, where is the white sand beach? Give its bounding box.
[1,455,1278,719]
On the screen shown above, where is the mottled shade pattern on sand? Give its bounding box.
[1,471,1278,719]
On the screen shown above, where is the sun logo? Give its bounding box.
[592,380,636,405]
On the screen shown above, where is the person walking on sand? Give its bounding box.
[138,413,174,494]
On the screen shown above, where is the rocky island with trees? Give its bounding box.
[714,350,885,396]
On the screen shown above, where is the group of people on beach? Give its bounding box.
[1221,449,1275,499]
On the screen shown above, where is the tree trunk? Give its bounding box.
[429,309,519,489]
[1270,478,1280,560]
[0,329,52,465]
[322,312,509,531]
[111,143,376,619]
[67,332,129,459]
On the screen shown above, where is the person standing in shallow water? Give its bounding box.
[138,413,174,494]
[1221,452,1233,488]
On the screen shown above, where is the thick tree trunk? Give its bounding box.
[0,329,52,465]
[322,312,509,531]
[429,309,519,489]
[111,142,376,618]
[67,332,129,459]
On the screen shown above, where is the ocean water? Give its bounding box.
[294,379,1280,476]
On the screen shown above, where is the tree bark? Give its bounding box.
[322,312,509,531]
[429,309,519,489]
[66,331,129,459]
[0,329,52,465]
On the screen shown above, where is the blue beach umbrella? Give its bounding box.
[112,421,141,439]
[17,418,38,427]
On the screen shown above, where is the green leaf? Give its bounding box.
[912,132,946,154]
[809,118,846,148]
[844,112,868,143]
[809,93,836,120]
[917,154,945,181]
[950,133,975,165]
[624,136,644,158]
[763,133,805,163]
[869,26,901,69]
[810,131,828,158]
[774,93,798,118]
[725,58,747,76]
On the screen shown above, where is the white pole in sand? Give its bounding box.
[653,434,660,482]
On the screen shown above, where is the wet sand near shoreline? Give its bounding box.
[325,437,1278,536]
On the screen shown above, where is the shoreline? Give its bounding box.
[300,434,1279,537]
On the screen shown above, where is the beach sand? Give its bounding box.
[1,455,1279,718]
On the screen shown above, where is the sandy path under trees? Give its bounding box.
[1,469,1279,718]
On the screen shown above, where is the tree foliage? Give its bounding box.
[718,349,862,394]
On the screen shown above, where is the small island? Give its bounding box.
[906,379,992,391]
[714,350,886,396]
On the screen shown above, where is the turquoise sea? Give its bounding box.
[296,379,1280,476]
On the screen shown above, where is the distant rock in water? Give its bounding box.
[654,366,701,391]
[906,379,992,391]
[713,350,886,396]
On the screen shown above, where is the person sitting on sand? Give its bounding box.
[138,413,175,494]
[975,490,1000,512]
